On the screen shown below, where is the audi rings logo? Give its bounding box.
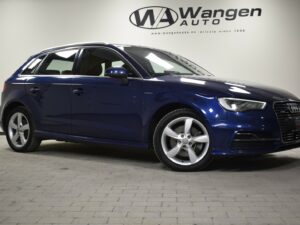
[288,103,300,114]
[129,6,178,29]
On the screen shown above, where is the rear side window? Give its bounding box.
[21,55,46,75]
[37,49,78,75]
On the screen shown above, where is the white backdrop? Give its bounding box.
[0,0,299,97]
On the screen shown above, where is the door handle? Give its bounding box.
[72,88,84,96]
[29,87,40,94]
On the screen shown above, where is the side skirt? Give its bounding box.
[35,130,149,150]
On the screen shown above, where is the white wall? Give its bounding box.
[0,0,299,97]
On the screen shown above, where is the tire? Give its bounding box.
[5,106,41,152]
[153,108,213,171]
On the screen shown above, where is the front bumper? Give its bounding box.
[203,100,300,156]
[227,132,300,155]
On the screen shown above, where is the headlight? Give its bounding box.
[218,98,266,112]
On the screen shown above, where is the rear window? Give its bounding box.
[37,49,78,75]
[21,55,46,75]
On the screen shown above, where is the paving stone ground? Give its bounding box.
[0,135,299,225]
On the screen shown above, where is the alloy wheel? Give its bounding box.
[8,112,30,148]
[161,117,210,166]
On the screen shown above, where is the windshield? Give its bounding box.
[122,46,213,77]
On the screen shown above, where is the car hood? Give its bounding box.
[152,75,299,102]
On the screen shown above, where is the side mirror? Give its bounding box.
[105,67,128,79]
[105,67,130,85]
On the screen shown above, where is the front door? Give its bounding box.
[71,47,143,142]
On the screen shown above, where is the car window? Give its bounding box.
[147,55,190,74]
[123,46,213,77]
[124,47,192,76]
[37,49,78,75]
[112,60,124,67]
[21,55,46,75]
[77,48,137,77]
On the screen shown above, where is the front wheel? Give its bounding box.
[5,106,41,152]
[153,109,213,171]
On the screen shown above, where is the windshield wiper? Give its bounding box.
[163,70,194,75]
[151,71,194,77]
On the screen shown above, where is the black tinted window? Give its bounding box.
[77,48,136,77]
[37,49,78,75]
[21,55,46,75]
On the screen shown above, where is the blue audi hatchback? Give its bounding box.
[1,43,300,171]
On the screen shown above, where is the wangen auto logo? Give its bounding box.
[129,6,262,29]
[129,6,178,29]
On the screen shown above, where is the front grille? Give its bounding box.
[274,102,300,143]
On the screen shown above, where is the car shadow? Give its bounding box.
[34,141,160,165]
[209,154,300,172]
[28,141,300,172]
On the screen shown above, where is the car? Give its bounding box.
[0,42,300,171]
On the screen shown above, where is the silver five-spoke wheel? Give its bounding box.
[161,116,210,166]
[8,112,30,148]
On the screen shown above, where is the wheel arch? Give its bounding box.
[1,101,27,132]
[147,102,208,146]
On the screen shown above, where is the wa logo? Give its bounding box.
[129,6,178,29]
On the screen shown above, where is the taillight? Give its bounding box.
[3,83,7,92]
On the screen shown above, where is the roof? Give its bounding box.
[39,42,110,54]
[34,42,166,58]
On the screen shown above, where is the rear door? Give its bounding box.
[23,49,79,134]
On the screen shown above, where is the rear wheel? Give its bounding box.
[5,107,41,152]
[153,109,213,171]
